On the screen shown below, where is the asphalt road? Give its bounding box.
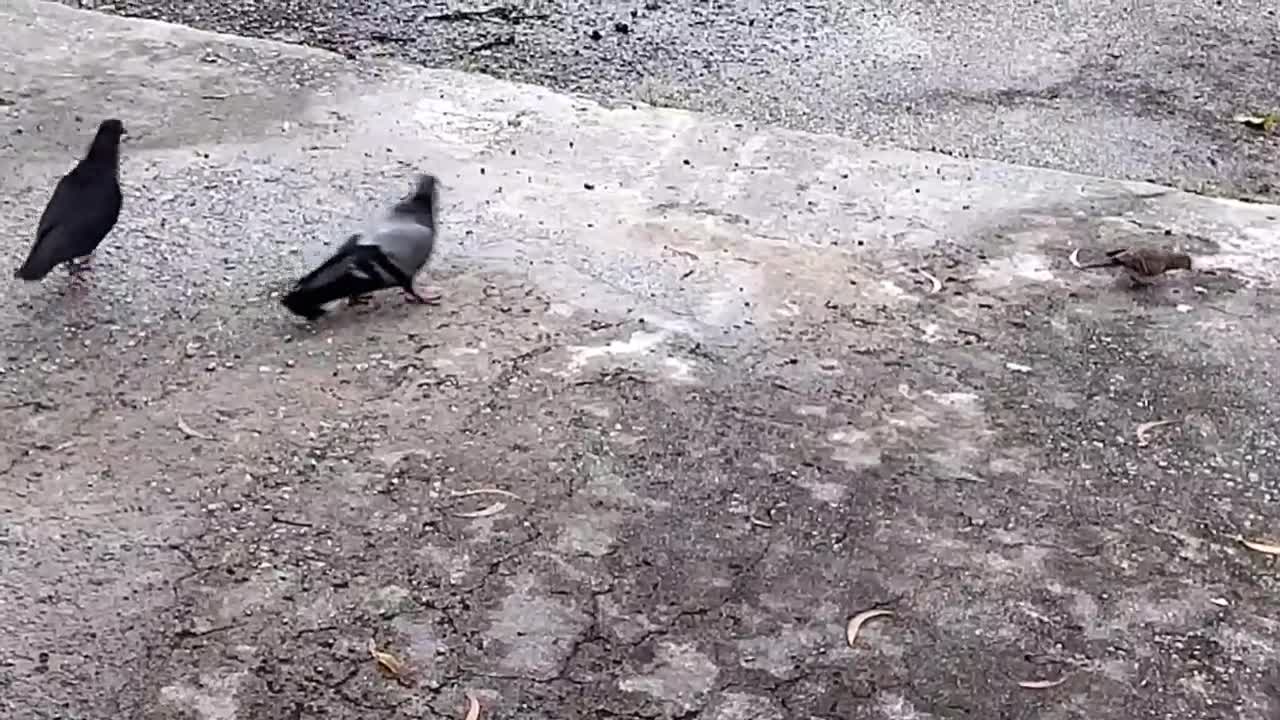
[87,0,1280,201]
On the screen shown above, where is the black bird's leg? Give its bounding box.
[67,256,93,277]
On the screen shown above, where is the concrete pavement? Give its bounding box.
[2,2,1280,719]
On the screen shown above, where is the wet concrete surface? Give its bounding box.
[72,0,1280,203]
[3,2,1280,719]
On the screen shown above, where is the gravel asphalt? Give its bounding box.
[86,0,1280,200]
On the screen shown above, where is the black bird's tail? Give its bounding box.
[14,237,63,281]
[281,242,393,320]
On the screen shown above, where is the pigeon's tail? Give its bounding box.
[389,173,439,229]
[281,244,394,320]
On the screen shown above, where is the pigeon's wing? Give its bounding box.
[18,166,122,278]
[281,238,397,319]
[363,222,435,277]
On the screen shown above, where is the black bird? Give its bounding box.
[282,173,440,321]
[15,118,126,282]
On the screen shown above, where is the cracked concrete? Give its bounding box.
[2,2,1280,719]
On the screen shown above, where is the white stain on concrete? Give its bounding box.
[159,673,245,720]
[619,641,719,710]
[826,427,883,469]
[566,330,668,372]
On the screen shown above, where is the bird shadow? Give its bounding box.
[272,294,440,345]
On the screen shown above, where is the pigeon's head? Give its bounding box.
[392,173,439,221]
[410,174,438,205]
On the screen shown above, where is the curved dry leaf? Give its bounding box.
[748,515,774,529]
[918,269,942,294]
[1135,419,1177,444]
[1239,536,1280,555]
[1068,248,1084,269]
[845,609,894,647]
[463,693,481,720]
[1017,677,1066,689]
[176,416,213,440]
[451,488,523,502]
[367,639,406,678]
[453,502,508,519]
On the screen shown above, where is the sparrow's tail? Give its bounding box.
[1076,260,1122,270]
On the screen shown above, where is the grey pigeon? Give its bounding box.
[282,173,440,321]
[15,118,126,282]
[1078,247,1192,286]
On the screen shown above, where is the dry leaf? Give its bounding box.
[1135,419,1177,444]
[1017,677,1066,689]
[463,693,481,720]
[176,416,213,440]
[1239,536,1280,555]
[453,502,507,519]
[451,488,523,501]
[367,639,406,678]
[748,515,774,529]
[918,269,942,294]
[1234,112,1279,133]
[1068,248,1084,269]
[845,609,894,646]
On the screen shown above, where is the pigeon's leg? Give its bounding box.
[368,254,440,305]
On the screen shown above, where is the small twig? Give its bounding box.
[272,515,314,529]
[176,416,213,440]
[468,35,516,53]
[418,5,548,22]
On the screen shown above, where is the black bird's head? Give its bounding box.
[97,118,126,142]
[86,118,127,163]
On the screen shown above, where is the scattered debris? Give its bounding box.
[368,639,407,679]
[176,416,213,440]
[1068,248,1084,269]
[1209,597,1230,607]
[453,502,508,519]
[918,268,942,294]
[747,515,774,528]
[1005,361,1032,374]
[463,693,482,720]
[1017,677,1066,689]
[845,608,894,646]
[1233,112,1279,134]
[1239,536,1280,555]
[1135,419,1178,445]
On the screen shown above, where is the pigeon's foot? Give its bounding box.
[404,285,443,305]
